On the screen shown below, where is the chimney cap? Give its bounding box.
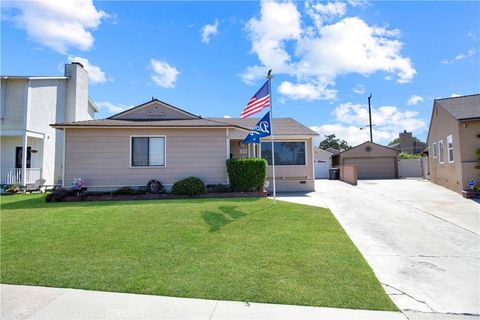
[71,61,84,69]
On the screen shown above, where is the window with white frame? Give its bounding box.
[131,136,165,167]
[438,140,444,164]
[432,142,437,158]
[447,134,454,162]
[428,146,432,157]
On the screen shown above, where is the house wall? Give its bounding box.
[458,120,480,190]
[1,63,93,185]
[427,105,464,193]
[64,128,229,188]
[1,79,26,130]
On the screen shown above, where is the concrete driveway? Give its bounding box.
[276,179,480,319]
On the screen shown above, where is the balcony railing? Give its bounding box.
[0,168,42,185]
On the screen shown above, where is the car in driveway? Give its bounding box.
[277,179,480,318]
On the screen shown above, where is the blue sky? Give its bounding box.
[2,1,479,145]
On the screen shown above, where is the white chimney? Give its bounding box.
[64,62,89,122]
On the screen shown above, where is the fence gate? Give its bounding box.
[398,158,423,178]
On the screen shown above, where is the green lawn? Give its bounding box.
[0,194,396,311]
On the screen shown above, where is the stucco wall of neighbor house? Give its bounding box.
[1,79,26,131]
[427,105,464,193]
[65,63,90,123]
[0,136,43,169]
[64,128,229,188]
[459,120,480,189]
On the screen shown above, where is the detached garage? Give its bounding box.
[333,141,399,179]
[314,147,333,179]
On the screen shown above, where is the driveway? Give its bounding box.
[276,179,480,319]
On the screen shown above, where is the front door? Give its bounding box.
[15,147,31,168]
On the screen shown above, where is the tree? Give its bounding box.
[319,134,351,152]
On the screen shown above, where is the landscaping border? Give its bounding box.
[58,191,267,202]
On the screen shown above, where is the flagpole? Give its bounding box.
[267,70,276,204]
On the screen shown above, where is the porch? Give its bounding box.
[1,133,44,185]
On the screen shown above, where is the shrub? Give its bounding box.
[226,158,267,192]
[45,189,67,202]
[171,177,207,196]
[6,184,20,193]
[113,186,142,195]
[399,152,423,159]
[207,184,232,193]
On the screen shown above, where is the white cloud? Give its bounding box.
[407,95,423,105]
[278,81,336,101]
[2,0,107,54]
[201,19,219,44]
[441,48,476,64]
[310,102,426,145]
[67,56,108,84]
[450,93,461,98]
[223,115,231,118]
[95,101,131,114]
[353,84,365,95]
[150,59,179,88]
[242,1,416,101]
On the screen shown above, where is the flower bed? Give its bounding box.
[50,191,267,202]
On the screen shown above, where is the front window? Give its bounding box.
[447,135,454,163]
[261,141,306,165]
[131,136,165,167]
[438,140,444,164]
[432,142,437,158]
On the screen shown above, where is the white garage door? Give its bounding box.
[315,160,330,179]
[344,157,396,179]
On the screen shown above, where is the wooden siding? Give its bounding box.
[64,128,228,187]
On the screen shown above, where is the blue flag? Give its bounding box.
[242,111,271,144]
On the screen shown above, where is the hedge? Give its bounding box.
[171,177,207,196]
[226,158,267,192]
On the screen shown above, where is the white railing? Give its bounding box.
[0,168,42,185]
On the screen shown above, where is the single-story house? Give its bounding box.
[426,94,480,194]
[52,99,318,192]
[313,147,333,179]
[333,141,399,179]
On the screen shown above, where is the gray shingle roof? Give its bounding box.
[208,117,318,136]
[52,117,318,136]
[51,118,241,128]
[435,94,480,120]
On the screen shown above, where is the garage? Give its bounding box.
[333,141,398,179]
[344,157,396,179]
[314,147,333,179]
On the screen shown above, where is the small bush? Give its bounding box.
[399,152,422,159]
[113,186,137,195]
[45,189,67,202]
[172,177,207,196]
[226,158,267,192]
[207,184,232,193]
[6,184,20,193]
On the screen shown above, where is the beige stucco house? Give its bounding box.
[1,62,98,186]
[52,99,318,192]
[426,94,480,194]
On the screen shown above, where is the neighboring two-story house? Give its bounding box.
[0,62,98,186]
[426,94,480,194]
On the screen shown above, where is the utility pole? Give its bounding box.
[368,93,373,142]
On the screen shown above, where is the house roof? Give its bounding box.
[208,117,318,136]
[52,99,317,136]
[334,141,398,157]
[51,118,245,129]
[434,94,480,120]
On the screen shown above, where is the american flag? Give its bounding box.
[240,80,270,118]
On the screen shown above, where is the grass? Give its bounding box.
[0,194,397,311]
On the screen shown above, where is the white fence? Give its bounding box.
[0,168,42,185]
[398,158,423,178]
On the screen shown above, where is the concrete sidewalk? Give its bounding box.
[1,284,406,320]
